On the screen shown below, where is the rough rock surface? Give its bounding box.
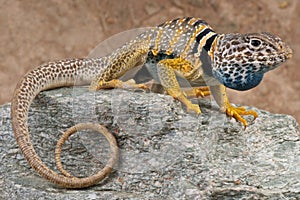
[1,87,299,199]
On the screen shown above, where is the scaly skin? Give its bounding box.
[11,17,292,188]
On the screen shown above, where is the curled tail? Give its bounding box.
[11,34,151,188]
[11,58,119,188]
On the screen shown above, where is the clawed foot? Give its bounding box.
[166,89,202,114]
[225,103,258,128]
[186,102,201,114]
[183,87,211,98]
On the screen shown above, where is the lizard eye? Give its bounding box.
[250,39,262,47]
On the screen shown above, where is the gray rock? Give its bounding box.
[1,87,299,199]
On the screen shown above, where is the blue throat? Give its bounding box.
[212,69,264,91]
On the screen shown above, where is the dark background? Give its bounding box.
[1,0,299,124]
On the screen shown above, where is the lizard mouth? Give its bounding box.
[284,46,293,59]
[258,46,293,68]
[278,43,293,60]
[279,47,293,63]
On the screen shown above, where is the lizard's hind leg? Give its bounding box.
[90,79,148,91]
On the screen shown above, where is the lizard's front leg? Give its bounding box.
[157,58,201,114]
[209,84,258,127]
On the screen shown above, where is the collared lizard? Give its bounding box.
[11,17,292,188]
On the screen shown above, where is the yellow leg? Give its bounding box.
[90,79,148,91]
[157,58,201,114]
[166,87,201,114]
[210,85,258,128]
[89,38,150,91]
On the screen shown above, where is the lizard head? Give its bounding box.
[212,32,292,91]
